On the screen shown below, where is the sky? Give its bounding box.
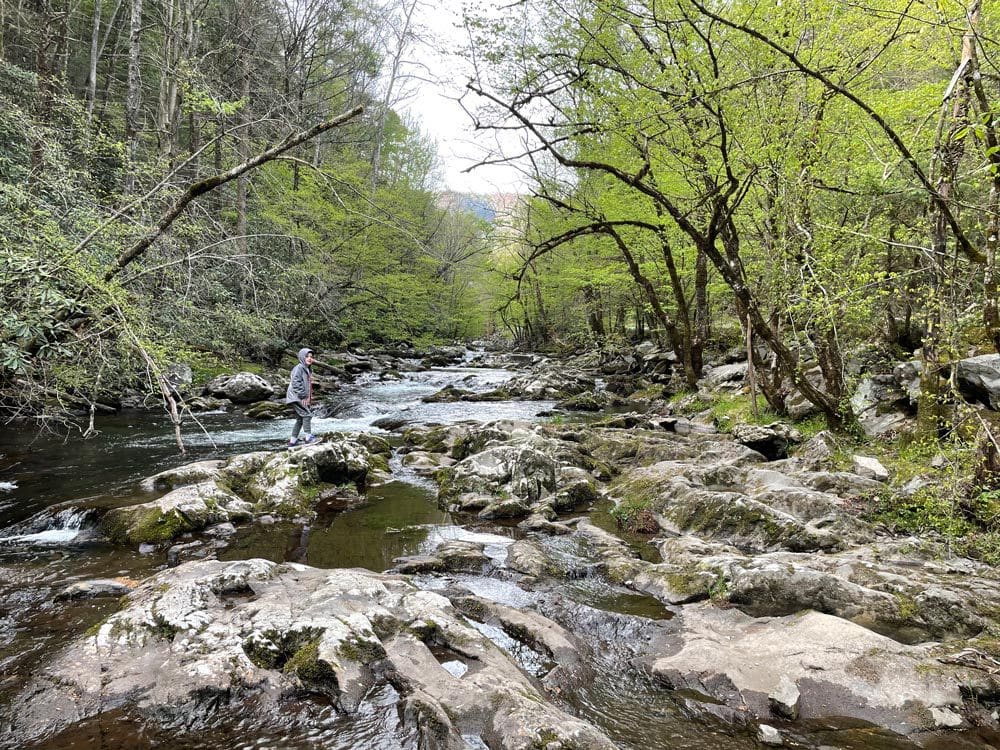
[401,0,527,195]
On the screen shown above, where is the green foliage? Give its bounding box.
[709,394,784,431]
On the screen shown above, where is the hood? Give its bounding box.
[297,348,313,366]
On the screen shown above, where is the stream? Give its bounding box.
[0,362,994,750]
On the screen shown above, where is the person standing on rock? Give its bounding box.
[286,348,316,446]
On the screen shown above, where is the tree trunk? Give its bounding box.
[918,0,978,436]
[84,0,101,120]
[123,0,144,195]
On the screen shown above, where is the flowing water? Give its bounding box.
[1,363,997,749]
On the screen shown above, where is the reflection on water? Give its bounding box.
[24,685,418,750]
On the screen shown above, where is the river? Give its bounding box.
[0,362,992,750]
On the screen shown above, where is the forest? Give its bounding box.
[2,0,999,439]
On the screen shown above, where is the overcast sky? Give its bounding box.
[402,0,527,194]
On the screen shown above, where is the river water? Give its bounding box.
[0,364,995,750]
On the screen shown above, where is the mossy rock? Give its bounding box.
[101,505,196,545]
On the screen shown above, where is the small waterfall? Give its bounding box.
[0,506,95,545]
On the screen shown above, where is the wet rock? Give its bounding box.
[478,497,531,520]
[421,384,479,403]
[204,522,237,537]
[185,395,228,412]
[517,514,572,534]
[371,416,409,431]
[243,400,289,419]
[1,560,617,750]
[506,539,565,578]
[392,540,490,574]
[731,422,802,461]
[54,578,137,601]
[556,390,610,411]
[203,372,274,404]
[109,436,382,546]
[576,521,714,604]
[498,368,595,400]
[166,539,209,567]
[101,481,253,545]
[401,451,455,473]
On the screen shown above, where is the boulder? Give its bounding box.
[850,376,914,438]
[955,354,1000,409]
[731,422,802,461]
[499,368,595,400]
[2,560,616,750]
[391,540,491,574]
[700,362,747,390]
[243,400,289,419]
[107,437,383,546]
[139,460,224,492]
[650,604,970,735]
[162,363,193,397]
[54,578,137,601]
[436,445,558,510]
[852,455,889,482]
[101,481,253,545]
[203,372,275,404]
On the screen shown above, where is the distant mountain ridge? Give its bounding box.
[438,191,521,222]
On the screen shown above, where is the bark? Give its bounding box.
[693,246,708,375]
[918,0,979,436]
[582,286,605,339]
[84,0,101,120]
[104,106,364,282]
[123,0,144,195]
[607,229,686,362]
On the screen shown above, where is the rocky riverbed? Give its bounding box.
[3,348,1000,749]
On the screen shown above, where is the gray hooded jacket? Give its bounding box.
[285,348,313,404]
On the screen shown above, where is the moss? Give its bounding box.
[666,568,715,598]
[337,635,386,663]
[150,613,179,641]
[284,637,338,684]
[102,506,193,545]
[894,592,919,620]
[84,616,110,638]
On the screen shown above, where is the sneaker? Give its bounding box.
[287,438,298,447]
[303,434,316,444]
